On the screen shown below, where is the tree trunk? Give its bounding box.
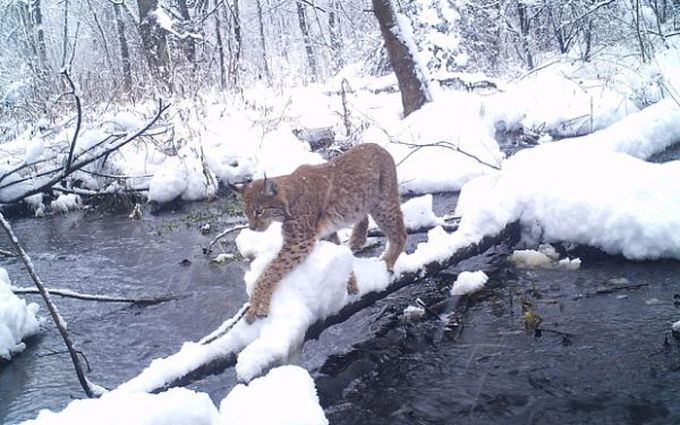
[136,0,171,83]
[296,1,319,81]
[113,2,133,93]
[32,0,48,73]
[256,0,273,83]
[372,0,430,117]
[176,0,196,64]
[517,2,534,69]
[227,0,242,88]
[215,12,226,89]
[328,0,344,69]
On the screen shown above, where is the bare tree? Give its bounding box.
[372,0,430,117]
[296,1,319,81]
[328,0,344,69]
[113,1,133,94]
[256,0,273,83]
[136,0,171,83]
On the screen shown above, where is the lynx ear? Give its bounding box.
[262,177,278,196]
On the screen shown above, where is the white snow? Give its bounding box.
[456,100,680,261]
[50,193,82,213]
[23,387,219,425]
[0,267,41,361]
[400,194,445,230]
[509,247,582,270]
[450,271,488,296]
[672,320,680,333]
[219,366,328,425]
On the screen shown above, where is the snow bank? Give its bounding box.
[456,101,680,260]
[23,388,219,425]
[362,95,504,194]
[484,69,639,137]
[450,271,488,296]
[0,268,41,360]
[219,366,328,425]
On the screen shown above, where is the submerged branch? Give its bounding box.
[11,286,179,305]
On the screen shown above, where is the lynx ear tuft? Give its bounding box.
[262,177,278,196]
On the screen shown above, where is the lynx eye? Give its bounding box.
[255,208,264,216]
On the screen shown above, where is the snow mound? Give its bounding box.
[219,366,328,425]
[23,387,218,425]
[148,147,218,203]
[456,101,680,261]
[0,267,41,361]
[450,271,488,296]
[672,320,680,333]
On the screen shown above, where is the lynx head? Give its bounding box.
[238,177,290,232]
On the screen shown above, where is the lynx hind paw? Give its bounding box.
[346,273,359,295]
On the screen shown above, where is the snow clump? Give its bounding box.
[0,267,41,361]
[450,271,488,296]
[219,365,328,425]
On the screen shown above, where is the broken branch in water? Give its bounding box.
[0,211,102,398]
[11,287,179,305]
[202,224,248,255]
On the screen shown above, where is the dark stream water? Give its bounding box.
[1,192,679,424]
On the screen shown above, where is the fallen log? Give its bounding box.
[123,221,519,394]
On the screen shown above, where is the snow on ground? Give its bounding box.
[450,271,488,296]
[0,267,41,361]
[23,387,219,425]
[219,366,328,425]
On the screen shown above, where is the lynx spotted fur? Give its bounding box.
[238,143,407,323]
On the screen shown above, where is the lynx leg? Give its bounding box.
[371,208,407,272]
[246,236,316,324]
[349,216,369,251]
[346,271,359,295]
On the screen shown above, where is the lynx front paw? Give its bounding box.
[244,301,270,324]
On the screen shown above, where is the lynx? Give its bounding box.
[236,143,407,324]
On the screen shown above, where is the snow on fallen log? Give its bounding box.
[456,100,680,261]
[113,195,518,393]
